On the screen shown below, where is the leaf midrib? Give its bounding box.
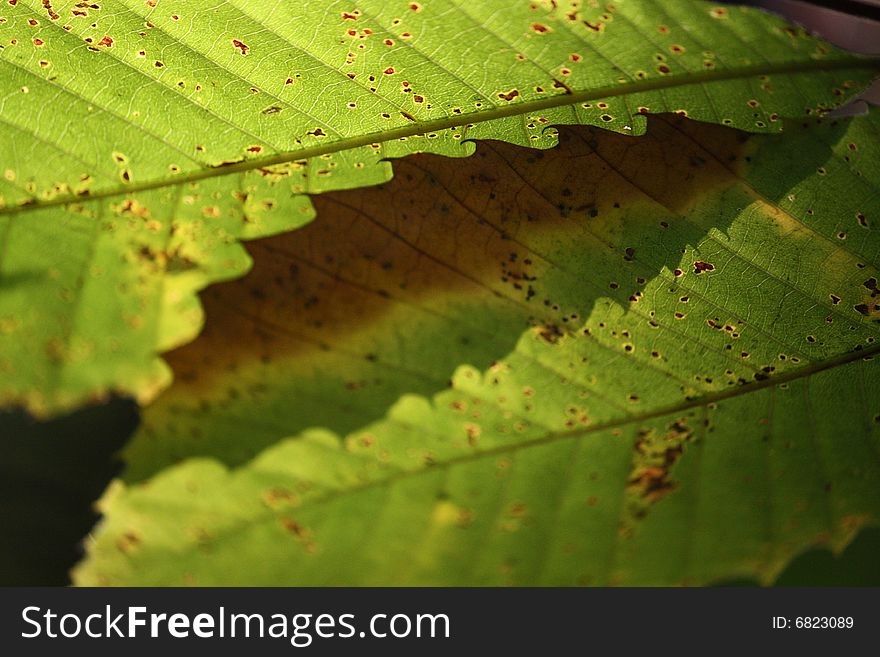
[7,55,879,218]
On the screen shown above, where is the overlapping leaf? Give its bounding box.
[75,111,880,585]
[1,0,878,414]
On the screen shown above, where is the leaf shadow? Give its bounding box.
[121,114,850,482]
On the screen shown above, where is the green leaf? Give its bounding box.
[74,111,880,586]
[2,0,877,414]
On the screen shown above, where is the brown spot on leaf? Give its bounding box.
[536,324,563,344]
[262,487,299,509]
[627,419,693,512]
[115,531,141,554]
[280,518,307,538]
